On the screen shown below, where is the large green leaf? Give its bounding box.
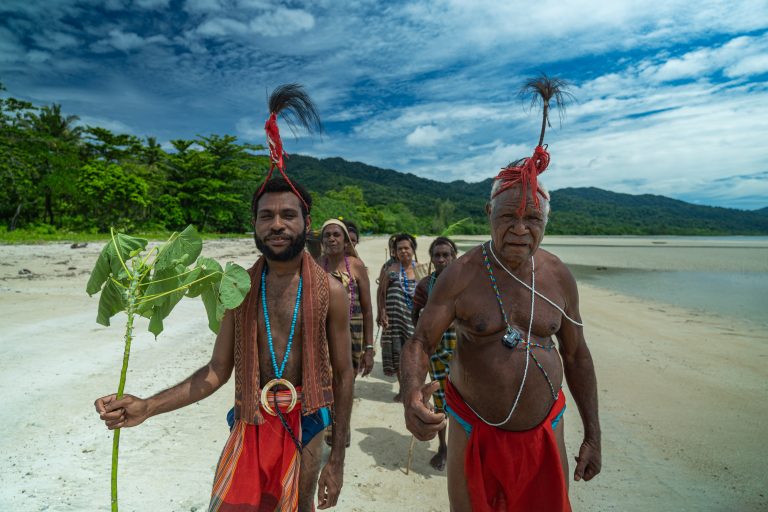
[96,279,126,326]
[137,264,188,336]
[154,225,203,271]
[187,257,222,298]
[86,233,147,296]
[148,307,165,337]
[200,281,225,333]
[219,263,250,309]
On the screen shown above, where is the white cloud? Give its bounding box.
[251,7,315,36]
[235,116,264,140]
[76,115,134,135]
[26,50,51,63]
[195,8,314,38]
[92,29,169,53]
[32,31,79,51]
[197,18,250,37]
[642,34,768,82]
[725,53,768,78]
[405,125,452,147]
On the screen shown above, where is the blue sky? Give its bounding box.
[2,0,767,209]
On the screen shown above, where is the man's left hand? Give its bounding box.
[317,459,343,509]
[359,350,374,377]
[573,438,601,482]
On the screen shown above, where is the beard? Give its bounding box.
[254,230,307,262]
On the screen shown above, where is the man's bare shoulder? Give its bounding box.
[537,248,578,291]
[438,245,484,292]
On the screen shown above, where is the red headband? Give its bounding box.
[492,145,550,216]
[257,112,310,212]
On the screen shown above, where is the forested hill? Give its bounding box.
[289,154,768,235]
[2,85,765,236]
[288,155,490,222]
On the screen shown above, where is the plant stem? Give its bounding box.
[111,272,139,512]
[538,101,549,147]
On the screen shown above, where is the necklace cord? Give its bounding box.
[488,241,584,327]
[261,266,303,451]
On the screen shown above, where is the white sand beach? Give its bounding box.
[1,235,766,511]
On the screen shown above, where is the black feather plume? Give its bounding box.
[519,73,575,147]
[268,83,323,138]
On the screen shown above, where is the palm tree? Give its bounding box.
[24,103,83,142]
[22,104,83,225]
[520,74,574,147]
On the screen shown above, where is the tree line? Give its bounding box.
[1,84,472,236]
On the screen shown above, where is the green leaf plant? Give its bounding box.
[86,225,250,511]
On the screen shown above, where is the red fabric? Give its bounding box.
[492,145,550,216]
[258,112,310,212]
[445,380,571,512]
[211,388,304,511]
[265,112,285,172]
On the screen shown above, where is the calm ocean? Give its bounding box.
[568,265,767,327]
[456,236,768,327]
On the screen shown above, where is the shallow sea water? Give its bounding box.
[454,236,768,327]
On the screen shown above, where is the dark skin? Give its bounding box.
[319,223,375,377]
[411,242,455,471]
[401,186,601,511]
[94,191,355,511]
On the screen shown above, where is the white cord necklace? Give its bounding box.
[464,254,536,427]
[488,241,584,328]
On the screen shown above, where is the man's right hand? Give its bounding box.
[403,381,446,441]
[94,394,149,430]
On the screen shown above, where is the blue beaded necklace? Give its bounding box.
[399,261,416,310]
[261,267,303,379]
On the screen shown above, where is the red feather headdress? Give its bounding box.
[258,84,322,212]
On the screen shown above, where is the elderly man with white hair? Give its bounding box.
[401,75,601,512]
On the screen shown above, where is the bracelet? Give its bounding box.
[365,345,375,351]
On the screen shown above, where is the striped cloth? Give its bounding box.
[429,328,457,412]
[210,388,303,512]
[381,265,427,375]
[329,270,364,371]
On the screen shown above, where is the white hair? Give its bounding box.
[489,179,551,222]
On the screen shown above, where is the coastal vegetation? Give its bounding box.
[3,85,767,240]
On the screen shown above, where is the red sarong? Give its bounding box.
[209,388,303,512]
[445,380,571,512]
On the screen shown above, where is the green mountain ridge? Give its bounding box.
[290,154,768,236]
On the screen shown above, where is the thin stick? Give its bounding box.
[405,435,416,475]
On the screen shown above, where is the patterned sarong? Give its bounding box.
[428,329,456,412]
[210,388,303,512]
[329,270,364,371]
[444,380,571,512]
[381,265,427,375]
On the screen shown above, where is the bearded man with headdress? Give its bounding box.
[94,84,354,511]
[401,75,601,511]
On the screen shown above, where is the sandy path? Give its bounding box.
[0,235,766,511]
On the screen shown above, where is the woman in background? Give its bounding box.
[378,233,428,401]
